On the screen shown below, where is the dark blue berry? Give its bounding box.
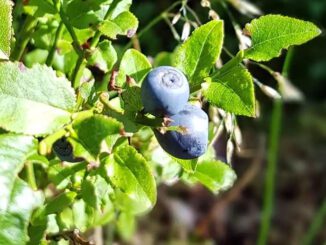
[141,66,189,116]
[154,104,208,159]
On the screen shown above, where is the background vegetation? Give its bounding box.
[1,0,325,244]
[127,0,326,244]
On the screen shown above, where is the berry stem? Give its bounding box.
[124,1,183,51]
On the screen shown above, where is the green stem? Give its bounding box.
[124,1,182,51]
[257,99,282,245]
[10,15,38,61]
[26,161,37,191]
[163,15,181,41]
[59,7,83,56]
[302,198,326,245]
[257,48,294,245]
[282,47,295,77]
[71,57,86,89]
[58,6,85,88]
[46,21,64,66]
[99,93,164,128]
[250,61,275,75]
[90,0,121,48]
[71,0,121,89]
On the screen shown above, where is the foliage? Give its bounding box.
[0,0,320,243]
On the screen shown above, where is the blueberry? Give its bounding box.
[154,104,208,159]
[53,137,82,162]
[141,66,189,116]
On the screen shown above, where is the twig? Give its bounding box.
[46,229,94,245]
[124,1,183,51]
[185,5,202,25]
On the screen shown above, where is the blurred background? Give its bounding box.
[117,0,326,244]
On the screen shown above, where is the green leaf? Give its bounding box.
[244,15,321,61]
[65,0,111,29]
[190,160,236,194]
[104,145,156,214]
[113,11,138,36]
[203,64,255,117]
[23,0,56,17]
[88,40,117,73]
[173,20,224,91]
[154,52,173,67]
[48,161,87,187]
[0,134,43,245]
[171,157,198,173]
[121,86,143,112]
[0,134,37,209]
[79,80,95,101]
[117,49,152,86]
[99,11,138,39]
[0,178,43,245]
[81,179,98,209]
[98,20,122,39]
[0,0,12,60]
[44,191,77,215]
[27,219,47,245]
[108,0,132,19]
[71,114,122,160]
[24,49,48,67]
[31,21,58,49]
[117,212,136,241]
[61,28,94,48]
[0,63,76,135]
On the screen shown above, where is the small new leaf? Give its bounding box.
[99,11,138,39]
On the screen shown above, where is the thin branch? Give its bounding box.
[124,1,183,51]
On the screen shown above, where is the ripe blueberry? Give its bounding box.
[53,137,82,163]
[141,66,189,116]
[154,104,208,159]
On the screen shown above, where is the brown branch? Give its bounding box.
[46,229,94,245]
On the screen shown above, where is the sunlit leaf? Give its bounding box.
[0,63,76,135]
[174,20,224,91]
[244,15,321,61]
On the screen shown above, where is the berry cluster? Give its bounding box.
[141,66,208,159]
